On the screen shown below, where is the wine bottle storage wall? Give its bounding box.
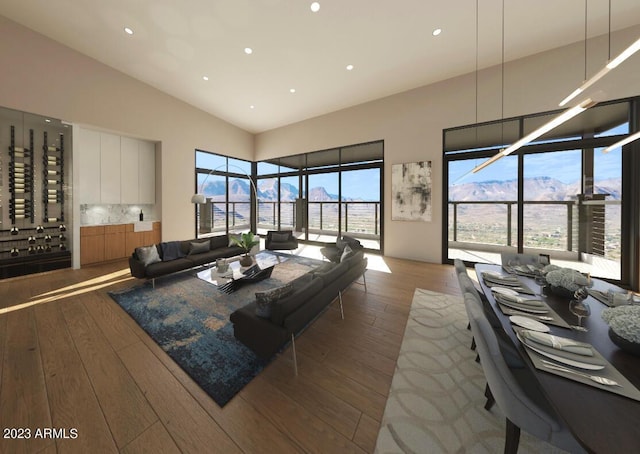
[9,126,35,224]
[42,131,64,223]
[0,112,71,277]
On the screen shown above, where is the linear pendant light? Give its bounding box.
[603,130,640,153]
[472,97,597,173]
[559,37,640,106]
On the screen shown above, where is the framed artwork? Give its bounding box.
[391,161,432,221]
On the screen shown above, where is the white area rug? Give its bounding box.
[374,289,568,453]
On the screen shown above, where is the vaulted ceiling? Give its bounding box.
[2,0,640,133]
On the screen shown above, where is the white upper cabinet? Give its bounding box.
[99,132,121,203]
[138,140,156,204]
[120,136,139,204]
[78,128,101,204]
[78,128,156,204]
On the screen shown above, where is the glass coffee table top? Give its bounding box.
[196,251,288,286]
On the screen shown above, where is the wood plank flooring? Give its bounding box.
[0,256,460,453]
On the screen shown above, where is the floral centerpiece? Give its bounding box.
[542,265,591,297]
[602,305,640,356]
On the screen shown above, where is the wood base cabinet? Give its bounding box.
[81,222,160,266]
[80,226,105,265]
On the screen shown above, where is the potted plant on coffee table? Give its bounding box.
[231,232,260,267]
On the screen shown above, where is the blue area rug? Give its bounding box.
[109,252,322,406]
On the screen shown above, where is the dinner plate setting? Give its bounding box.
[514,328,640,401]
[509,315,550,332]
[516,330,604,370]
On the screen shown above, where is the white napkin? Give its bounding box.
[521,330,593,357]
[495,293,545,307]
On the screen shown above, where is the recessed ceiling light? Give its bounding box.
[202,76,209,81]
[250,105,255,109]
[346,64,354,71]
[244,47,253,55]
[310,2,320,12]
[289,88,296,94]
[45,119,51,123]
[124,27,134,35]
[432,28,442,36]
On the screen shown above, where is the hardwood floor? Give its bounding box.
[0,256,460,454]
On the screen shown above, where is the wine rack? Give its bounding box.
[9,126,34,224]
[42,131,65,223]
[0,121,71,279]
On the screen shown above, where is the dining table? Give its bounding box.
[475,263,640,454]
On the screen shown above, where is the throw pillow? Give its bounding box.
[255,283,295,318]
[136,245,161,266]
[209,235,229,250]
[188,241,210,255]
[228,233,241,247]
[340,244,354,262]
[160,241,185,261]
[271,232,290,242]
[342,235,362,249]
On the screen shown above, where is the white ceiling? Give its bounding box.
[2,0,640,133]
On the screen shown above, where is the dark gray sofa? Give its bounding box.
[230,250,367,371]
[128,234,244,285]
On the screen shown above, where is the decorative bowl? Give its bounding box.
[609,328,640,357]
[544,284,574,299]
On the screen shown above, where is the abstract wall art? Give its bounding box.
[391,161,432,221]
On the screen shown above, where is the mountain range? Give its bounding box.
[450,176,621,202]
[203,178,341,201]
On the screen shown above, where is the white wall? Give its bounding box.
[255,25,640,263]
[0,16,253,243]
[2,13,638,264]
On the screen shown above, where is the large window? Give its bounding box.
[194,151,254,237]
[444,98,637,285]
[256,140,384,252]
[195,141,384,253]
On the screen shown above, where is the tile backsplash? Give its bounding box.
[81,204,157,225]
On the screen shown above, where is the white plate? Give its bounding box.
[498,299,549,314]
[509,315,550,332]
[492,286,519,297]
[516,333,605,370]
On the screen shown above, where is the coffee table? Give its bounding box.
[196,251,288,287]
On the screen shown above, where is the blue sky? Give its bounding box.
[451,122,627,185]
[451,146,622,185]
[306,168,381,200]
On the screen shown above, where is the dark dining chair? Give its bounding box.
[465,294,586,454]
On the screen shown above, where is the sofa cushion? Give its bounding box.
[160,241,185,261]
[209,235,229,250]
[271,232,291,242]
[340,244,354,262]
[135,245,161,266]
[255,283,295,318]
[343,250,365,268]
[313,261,348,286]
[290,272,314,289]
[270,277,324,326]
[312,262,336,275]
[188,241,210,255]
[145,258,193,278]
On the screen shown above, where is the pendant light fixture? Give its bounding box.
[603,131,640,153]
[473,2,598,174]
[559,0,640,107]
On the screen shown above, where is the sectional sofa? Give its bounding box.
[230,249,368,373]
